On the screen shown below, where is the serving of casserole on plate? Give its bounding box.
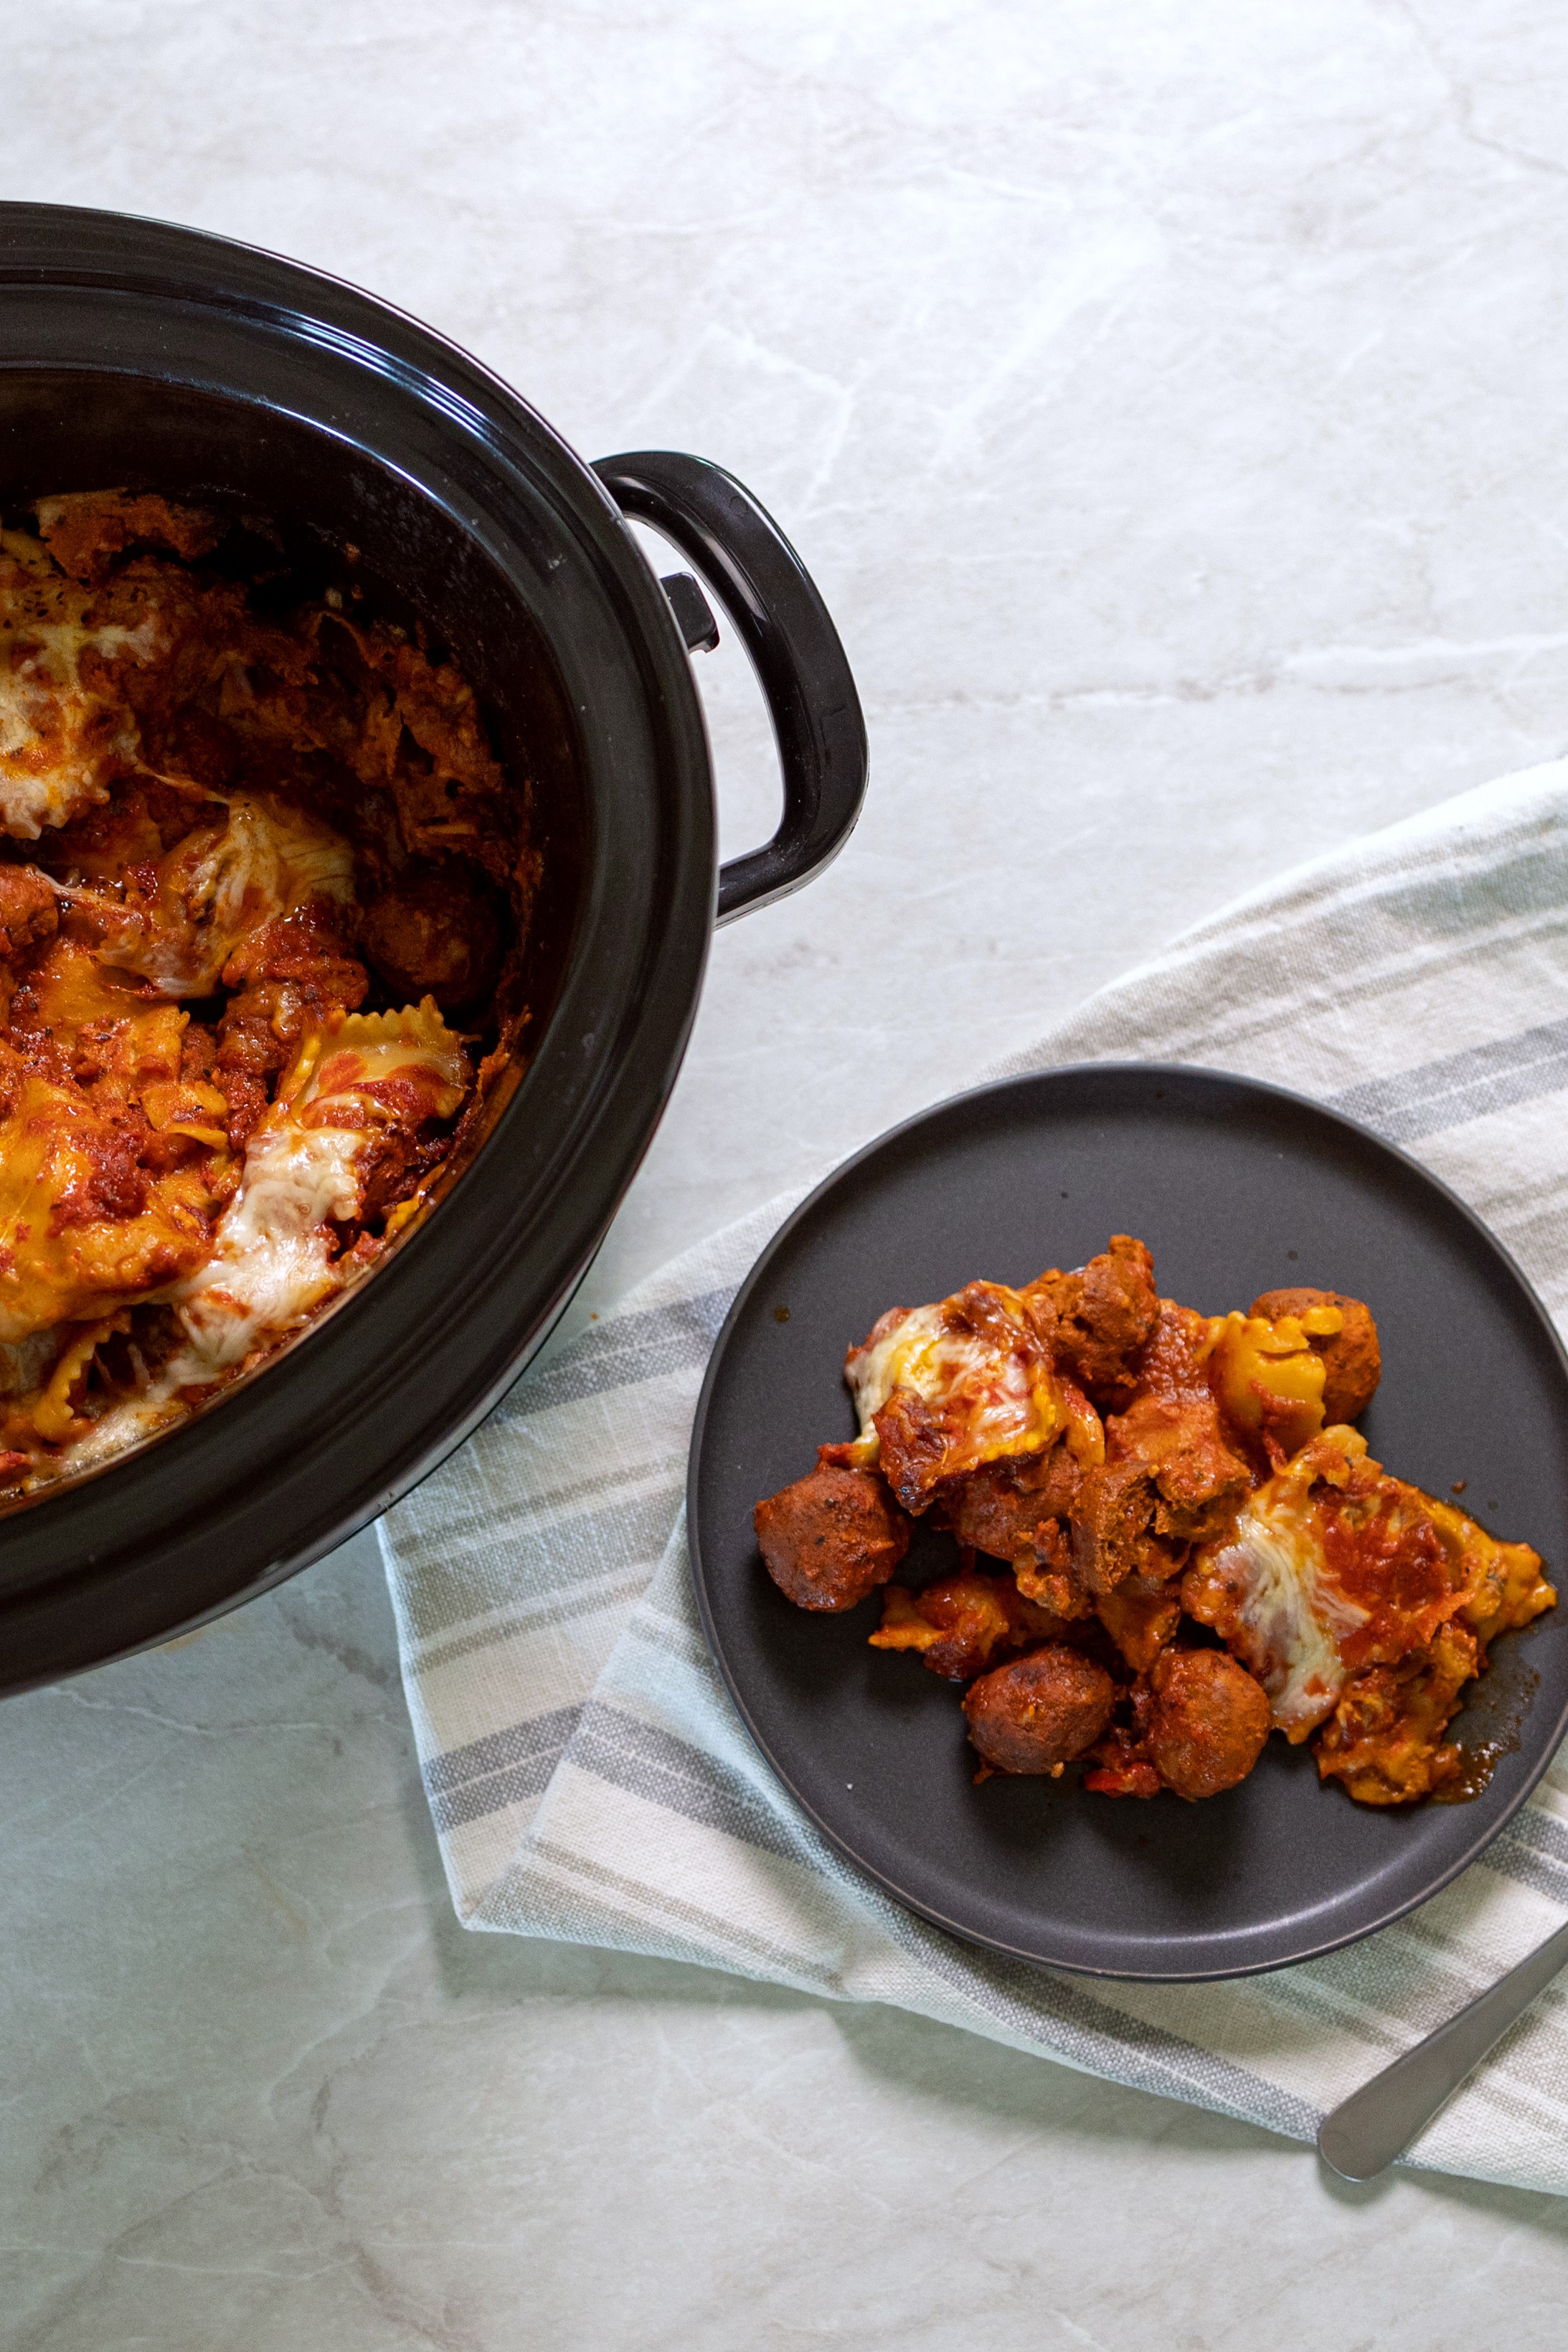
[688,1064,1568,1980]
[754,1231,1553,1809]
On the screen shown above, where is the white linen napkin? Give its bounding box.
[380,755,1568,2198]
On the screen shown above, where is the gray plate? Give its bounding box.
[686,1064,1568,1980]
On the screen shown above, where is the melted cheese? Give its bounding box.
[846,1283,1063,1474]
[15,935,186,1062]
[0,618,149,837]
[94,794,356,995]
[1200,1495,1369,1738]
[1203,1308,1336,1455]
[0,534,161,838]
[55,1001,468,1471]
[172,1124,366,1376]
[171,1000,466,1369]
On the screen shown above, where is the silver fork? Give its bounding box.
[1316,1916,1568,2179]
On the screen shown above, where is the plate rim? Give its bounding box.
[686,1058,1568,1983]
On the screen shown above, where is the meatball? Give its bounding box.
[962,1644,1116,1775]
[1107,1389,1250,1539]
[1141,1648,1270,1800]
[360,868,502,1009]
[1249,1285,1381,1425]
[754,1463,910,1612]
[1028,1234,1158,1407]
[1069,1458,1160,1595]
[940,1442,1082,1569]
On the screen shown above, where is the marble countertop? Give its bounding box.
[7,2,1568,2342]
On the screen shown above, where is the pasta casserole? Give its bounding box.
[0,489,532,1490]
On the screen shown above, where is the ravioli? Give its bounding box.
[843,1279,1099,1512]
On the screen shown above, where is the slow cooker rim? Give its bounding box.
[0,200,629,495]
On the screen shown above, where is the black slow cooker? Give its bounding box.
[0,204,867,1694]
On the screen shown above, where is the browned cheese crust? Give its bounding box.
[1312,1623,1476,1805]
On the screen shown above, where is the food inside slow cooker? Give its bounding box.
[0,488,534,1493]
[754,1237,1557,1807]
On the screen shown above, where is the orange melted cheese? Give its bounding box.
[16,932,177,1052]
[0,1059,213,1343]
[1202,1302,1342,1458]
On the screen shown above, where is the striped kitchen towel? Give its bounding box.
[380,754,1568,2199]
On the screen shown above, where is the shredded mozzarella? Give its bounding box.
[0,615,157,837]
[846,1285,1060,1470]
[1198,1486,1370,1739]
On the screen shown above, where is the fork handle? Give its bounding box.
[1317,1915,1568,2180]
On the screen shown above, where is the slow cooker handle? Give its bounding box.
[594,450,869,923]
